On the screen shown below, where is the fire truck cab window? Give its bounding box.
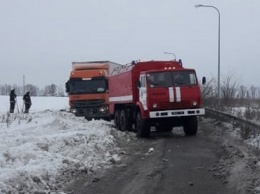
[148,72,169,87]
[148,71,197,87]
[189,74,197,85]
[172,71,197,85]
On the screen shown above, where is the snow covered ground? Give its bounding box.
[0,95,135,194]
[219,107,260,150]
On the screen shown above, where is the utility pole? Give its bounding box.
[23,75,25,94]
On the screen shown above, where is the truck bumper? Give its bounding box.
[149,108,205,118]
[71,106,110,120]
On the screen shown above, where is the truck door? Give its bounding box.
[139,74,148,110]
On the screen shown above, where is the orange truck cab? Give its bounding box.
[66,61,122,120]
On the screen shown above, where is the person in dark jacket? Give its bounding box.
[9,89,17,113]
[23,91,32,113]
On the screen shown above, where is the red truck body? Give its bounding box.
[109,60,205,137]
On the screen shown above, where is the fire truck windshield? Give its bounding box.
[147,71,197,87]
[68,77,108,94]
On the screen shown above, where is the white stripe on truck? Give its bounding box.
[169,87,174,102]
[109,95,133,102]
[169,87,181,102]
[176,87,181,102]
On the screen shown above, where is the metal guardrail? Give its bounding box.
[205,108,260,139]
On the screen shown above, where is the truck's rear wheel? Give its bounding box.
[120,109,132,131]
[114,109,121,130]
[136,111,150,138]
[183,116,198,136]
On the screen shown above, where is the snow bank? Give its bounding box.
[0,96,135,193]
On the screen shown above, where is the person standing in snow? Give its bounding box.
[23,91,32,113]
[9,89,17,113]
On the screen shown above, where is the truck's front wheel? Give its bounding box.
[183,116,198,136]
[136,111,150,138]
[114,109,121,130]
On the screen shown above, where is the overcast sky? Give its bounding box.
[0,0,259,88]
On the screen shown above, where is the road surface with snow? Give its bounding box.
[65,118,260,194]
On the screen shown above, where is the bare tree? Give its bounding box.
[56,85,65,97]
[221,72,239,105]
[49,84,57,96]
[0,84,23,95]
[1,84,12,95]
[24,84,40,96]
[237,85,247,99]
[43,84,57,96]
[257,86,260,99]
[249,85,257,99]
[201,77,216,99]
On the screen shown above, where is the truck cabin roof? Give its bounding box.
[129,60,193,73]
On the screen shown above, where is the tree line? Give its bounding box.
[200,71,260,124]
[201,72,260,108]
[0,84,66,97]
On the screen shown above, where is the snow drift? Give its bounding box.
[0,96,135,193]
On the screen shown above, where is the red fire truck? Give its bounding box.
[109,60,205,137]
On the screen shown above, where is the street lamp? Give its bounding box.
[163,52,177,61]
[195,4,221,101]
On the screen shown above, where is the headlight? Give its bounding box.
[153,103,157,108]
[70,109,76,113]
[100,105,109,112]
[192,101,198,106]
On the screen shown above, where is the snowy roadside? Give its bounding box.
[206,107,260,151]
[226,106,260,125]
[0,96,136,193]
[205,118,260,194]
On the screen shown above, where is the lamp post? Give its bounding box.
[163,52,177,61]
[195,4,221,101]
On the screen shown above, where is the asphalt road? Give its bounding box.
[66,118,237,194]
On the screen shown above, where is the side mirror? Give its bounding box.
[65,81,70,93]
[202,77,206,85]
